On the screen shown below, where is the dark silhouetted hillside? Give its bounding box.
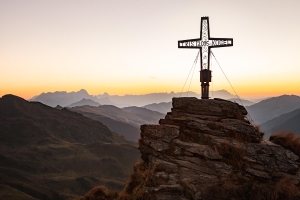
[261,108,300,139]
[0,94,115,144]
[0,95,140,199]
[246,95,300,124]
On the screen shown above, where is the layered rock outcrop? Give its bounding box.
[124,97,300,200]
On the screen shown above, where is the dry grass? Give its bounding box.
[215,143,248,170]
[269,131,300,157]
[83,186,109,200]
[254,124,262,133]
[205,175,300,200]
[121,161,167,200]
[179,179,194,199]
[78,186,121,200]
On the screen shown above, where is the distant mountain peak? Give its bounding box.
[55,105,64,110]
[32,89,98,107]
[67,98,100,107]
[78,89,88,94]
[54,91,67,94]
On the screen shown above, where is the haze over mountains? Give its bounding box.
[31,88,265,142]
[2,91,300,199]
[245,95,300,124]
[142,102,173,114]
[67,98,100,107]
[31,90,300,139]
[0,95,140,199]
[260,107,300,139]
[68,105,164,142]
[31,89,113,107]
[31,89,237,107]
[96,91,236,107]
[227,98,254,106]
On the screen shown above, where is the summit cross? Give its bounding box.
[178,16,233,99]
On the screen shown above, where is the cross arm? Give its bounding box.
[178,38,202,49]
[210,38,233,48]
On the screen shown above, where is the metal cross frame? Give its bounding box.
[178,16,233,99]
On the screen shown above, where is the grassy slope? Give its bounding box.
[0,184,38,200]
[0,95,140,200]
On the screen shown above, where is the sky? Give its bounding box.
[1,0,300,100]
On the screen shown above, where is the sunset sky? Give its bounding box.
[1,0,300,100]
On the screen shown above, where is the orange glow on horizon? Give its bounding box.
[1,81,300,101]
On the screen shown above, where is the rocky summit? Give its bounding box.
[123,97,300,200]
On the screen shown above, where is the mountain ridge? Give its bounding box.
[260,107,300,139]
[30,89,237,107]
[69,105,163,128]
[246,94,300,124]
[67,98,100,107]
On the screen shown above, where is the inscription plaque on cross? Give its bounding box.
[178,16,233,99]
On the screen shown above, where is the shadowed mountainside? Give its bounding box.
[67,109,141,142]
[261,108,300,139]
[246,95,300,124]
[0,94,114,144]
[67,106,164,142]
[0,95,140,200]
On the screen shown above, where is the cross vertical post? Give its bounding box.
[178,17,233,99]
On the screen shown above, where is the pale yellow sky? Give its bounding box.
[1,0,300,99]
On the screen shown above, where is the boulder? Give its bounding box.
[124,97,300,199]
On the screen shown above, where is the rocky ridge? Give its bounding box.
[124,97,300,200]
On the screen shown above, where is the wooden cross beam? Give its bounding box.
[178,17,233,99]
